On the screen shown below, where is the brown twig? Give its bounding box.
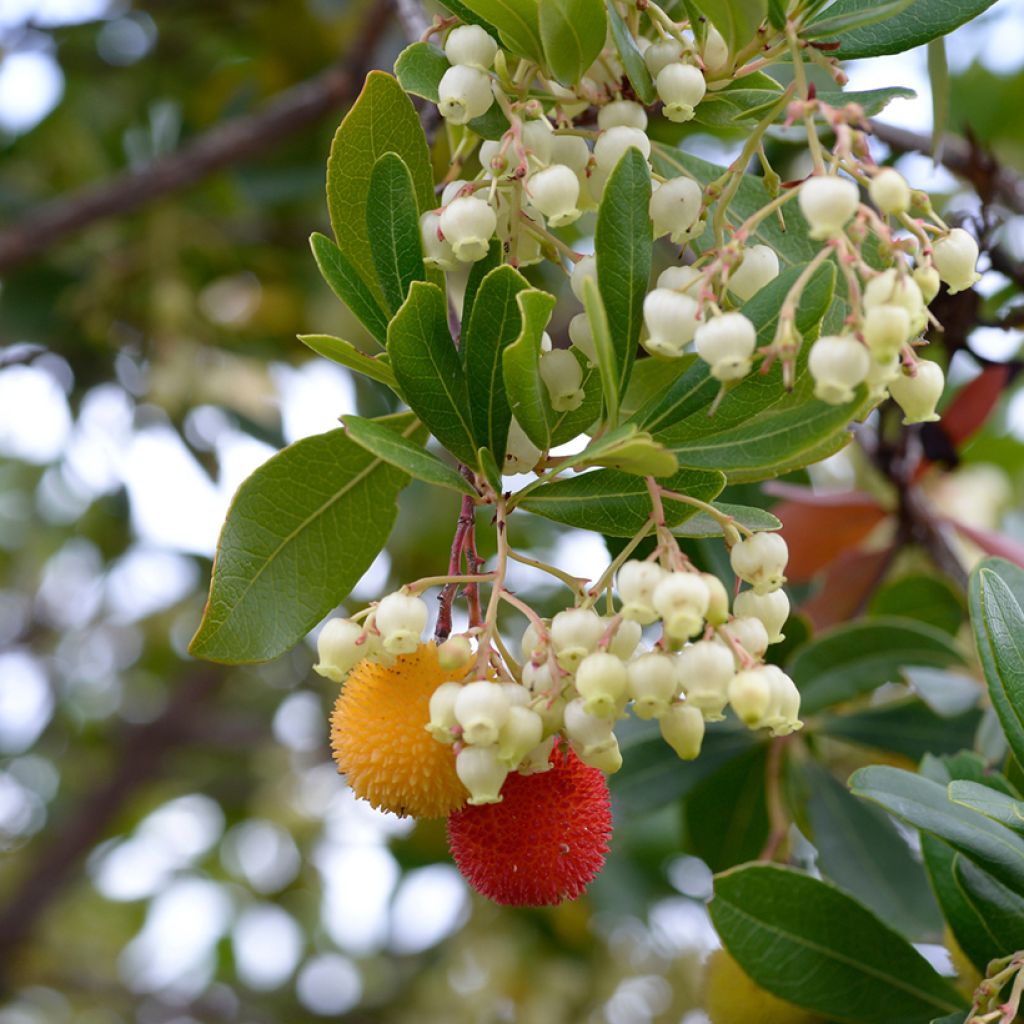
[0,0,397,275]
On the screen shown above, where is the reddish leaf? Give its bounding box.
[764,482,886,508]
[800,546,894,630]
[949,519,1024,568]
[943,365,1010,448]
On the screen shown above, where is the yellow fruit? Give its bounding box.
[704,949,825,1024]
[330,643,469,818]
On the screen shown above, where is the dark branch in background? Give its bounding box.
[395,0,431,39]
[0,0,397,276]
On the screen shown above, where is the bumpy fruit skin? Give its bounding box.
[704,949,825,1024]
[446,745,612,906]
[330,643,469,818]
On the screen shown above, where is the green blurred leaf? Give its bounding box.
[819,701,980,761]
[901,666,980,717]
[297,334,399,392]
[189,414,421,663]
[672,502,781,538]
[326,72,434,305]
[453,0,543,61]
[953,856,1024,960]
[309,233,390,347]
[710,865,965,1023]
[341,415,476,495]
[805,0,917,42]
[790,617,963,716]
[928,38,949,158]
[367,153,425,314]
[688,0,767,55]
[502,288,558,450]
[606,0,656,103]
[539,0,607,86]
[870,573,965,635]
[387,282,477,466]
[948,780,1024,837]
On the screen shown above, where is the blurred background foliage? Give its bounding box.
[2,1,1024,1022]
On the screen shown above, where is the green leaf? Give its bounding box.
[569,423,677,477]
[812,0,1000,59]
[341,415,476,496]
[688,0,767,55]
[463,265,530,467]
[804,0,917,42]
[326,72,435,306]
[366,153,425,314]
[581,275,619,427]
[851,765,1024,896]
[952,857,1024,960]
[672,502,781,538]
[453,0,544,62]
[803,762,942,939]
[710,865,966,1024]
[928,38,949,158]
[539,0,607,87]
[595,147,653,400]
[606,0,656,104]
[948,780,1024,837]
[502,288,558,451]
[790,617,963,716]
[548,353,604,446]
[869,574,965,635]
[621,355,696,420]
[970,562,1024,770]
[189,414,421,664]
[819,701,980,761]
[767,0,786,29]
[477,445,502,494]
[519,467,724,536]
[297,334,400,393]
[728,85,916,122]
[684,744,770,871]
[436,0,501,37]
[902,666,980,717]
[462,239,502,330]
[394,41,450,101]
[309,233,390,348]
[387,282,477,467]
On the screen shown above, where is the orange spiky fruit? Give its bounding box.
[330,643,469,818]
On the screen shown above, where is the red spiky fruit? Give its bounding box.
[446,744,612,906]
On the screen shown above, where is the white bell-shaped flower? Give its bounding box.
[563,696,616,755]
[869,168,911,215]
[454,680,511,746]
[456,746,508,805]
[862,303,911,363]
[550,607,605,671]
[865,354,901,400]
[439,195,497,263]
[676,640,735,719]
[314,618,366,682]
[702,24,730,75]
[733,588,789,644]
[656,62,706,123]
[722,616,770,660]
[497,706,544,767]
[419,211,459,271]
[650,175,703,241]
[536,695,566,737]
[568,313,597,364]
[727,244,780,302]
[660,703,705,760]
[426,681,463,743]
[521,119,554,169]
[573,734,623,773]
[728,668,774,726]
[702,572,731,626]
[529,164,582,227]
[522,658,555,695]
[627,653,679,719]
[504,418,542,475]
[444,24,498,70]
[643,287,699,358]
[593,125,651,175]
[644,38,685,77]
[616,559,665,625]
[863,269,927,334]
[437,635,473,671]
[575,651,629,718]
[913,264,941,304]
[437,64,494,124]
[888,360,944,424]
[759,666,803,736]
[375,592,428,654]
[539,349,585,411]
[551,134,591,173]
[695,312,757,382]
[932,228,981,295]
[729,532,788,594]
[606,618,643,660]
[520,620,547,661]
[798,175,859,240]
[658,265,703,295]
[598,99,648,131]
[653,571,711,641]
[499,682,531,708]
[570,254,597,303]
[517,735,555,775]
[808,334,870,405]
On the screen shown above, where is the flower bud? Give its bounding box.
[550,607,605,671]
[517,735,555,775]
[440,195,497,263]
[627,653,678,719]
[535,695,566,737]
[798,175,859,240]
[676,640,735,719]
[695,312,757,382]
[644,38,685,78]
[660,703,705,759]
[478,139,505,178]
[419,211,459,271]
[454,680,511,746]
[913,264,941,304]
[520,620,547,662]
[616,560,665,624]
[522,658,556,695]
[702,572,731,627]
[728,668,774,726]
[521,119,554,169]
[606,618,643,661]
[658,265,703,295]
[808,334,870,405]
[456,745,509,805]
[701,24,730,75]
[551,134,591,173]
[656,62,706,123]
[598,99,648,131]
[375,592,429,654]
[888,359,944,424]
[563,696,616,755]
[733,589,789,644]
[862,304,911,363]
[572,734,623,773]
[529,164,582,227]
[575,651,628,718]
[722,616,770,660]
[426,681,463,742]
[643,287,699,358]
[314,618,367,682]
[441,179,470,207]
[444,24,498,70]
[869,168,911,215]
[650,176,703,241]
[759,666,802,735]
[437,635,473,671]
[497,705,544,767]
[505,418,542,474]
[653,571,711,642]
[437,64,494,125]
[727,244,780,302]
[570,254,597,303]
[568,313,597,364]
[500,682,531,708]
[539,349,585,411]
[932,228,981,295]
[593,125,651,174]
[730,532,788,594]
